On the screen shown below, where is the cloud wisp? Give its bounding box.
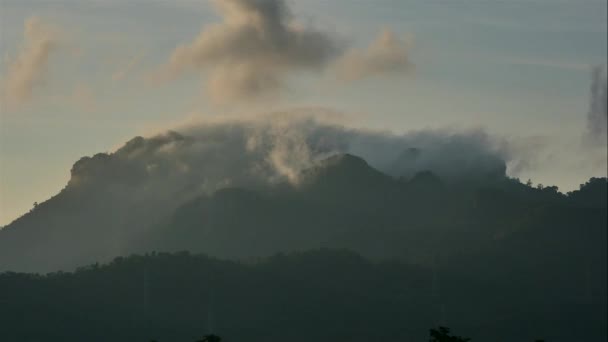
[112,53,145,82]
[334,30,413,82]
[1,17,60,109]
[586,65,607,145]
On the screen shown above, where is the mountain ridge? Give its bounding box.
[1,141,605,273]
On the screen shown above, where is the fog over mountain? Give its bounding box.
[0,112,605,342]
[0,112,511,272]
[0,1,606,341]
[1,111,606,276]
[112,112,508,188]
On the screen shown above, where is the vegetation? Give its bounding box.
[152,327,545,341]
[0,249,603,341]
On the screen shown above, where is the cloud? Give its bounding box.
[159,0,338,103]
[9,109,514,271]
[68,110,509,207]
[586,65,607,145]
[1,17,60,109]
[334,30,413,82]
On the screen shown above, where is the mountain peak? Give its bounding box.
[318,153,370,170]
[294,153,396,208]
[300,153,387,185]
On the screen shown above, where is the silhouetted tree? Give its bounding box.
[197,334,222,342]
[429,326,471,342]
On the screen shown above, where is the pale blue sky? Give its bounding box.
[0,0,606,225]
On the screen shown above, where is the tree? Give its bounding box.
[429,326,471,342]
[197,334,222,342]
[543,185,558,193]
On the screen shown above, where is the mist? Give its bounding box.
[79,111,508,195]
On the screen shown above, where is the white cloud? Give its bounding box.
[1,17,60,109]
[334,30,413,82]
[158,0,338,103]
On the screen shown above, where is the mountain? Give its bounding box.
[113,153,408,260]
[0,134,606,341]
[0,150,188,273]
[0,144,606,273]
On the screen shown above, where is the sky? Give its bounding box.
[0,0,606,226]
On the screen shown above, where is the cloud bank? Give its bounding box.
[1,17,60,108]
[69,111,509,206]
